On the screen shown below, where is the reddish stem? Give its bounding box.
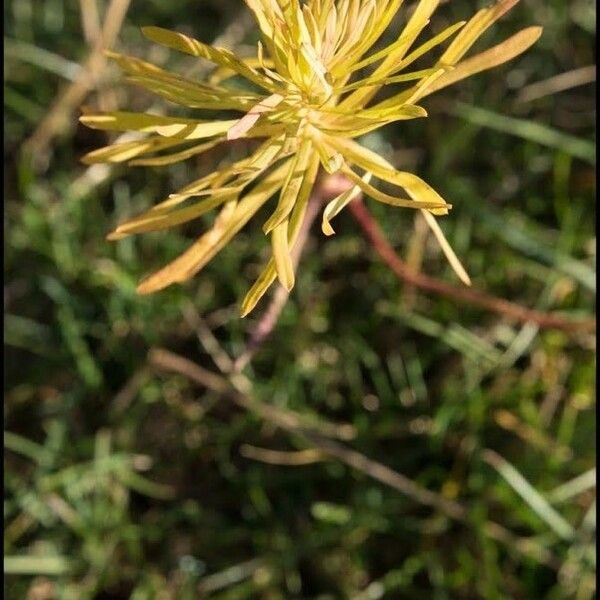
[349,199,595,334]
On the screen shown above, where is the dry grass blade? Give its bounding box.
[548,469,596,504]
[197,559,265,595]
[239,444,325,465]
[516,65,596,103]
[149,348,356,441]
[23,0,132,166]
[79,0,102,46]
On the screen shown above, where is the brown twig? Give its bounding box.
[182,301,235,375]
[149,348,356,442]
[110,367,150,416]
[349,199,596,334]
[305,433,467,520]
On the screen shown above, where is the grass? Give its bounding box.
[4,0,596,598]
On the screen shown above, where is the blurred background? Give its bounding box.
[4,0,596,598]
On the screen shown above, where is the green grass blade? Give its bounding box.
[4,555,71,575]
[483,450,575,541]
[453,103,596,165]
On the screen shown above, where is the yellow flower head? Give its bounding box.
[80,0,541,315]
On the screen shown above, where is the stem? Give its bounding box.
[349,198,595,334]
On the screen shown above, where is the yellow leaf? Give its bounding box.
[271,220,295,290]
[240,155,319,315]
[107,189,239,240]
[318,111,423,138]
[324,135,450,212]
[401,67,448,104]
[209,55,276,85]
[335,67,441,93]
[81,137,186,165]
[440,0,520,65]
[329,0,406,75]
[227,93,285,140]
[106,50,258,110]
[262,138,312,233]
[420,26,544,98]
[126,74,258,111]
[153,120,240,140]
[136,162,289,294]
[141,26,279,92]
[389,20,466,75]
[80,111,191,132]
[321,172,371,236]
[312,136,344,174]
[240,259,278,317]
[345,20,464,87]
[421,209,471,286]
[79,111,238,141]
[348,103,428,122]
[146,172,223,215]
[340,0,439,108]
[129,138,224,167]
[344,167,450,211]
